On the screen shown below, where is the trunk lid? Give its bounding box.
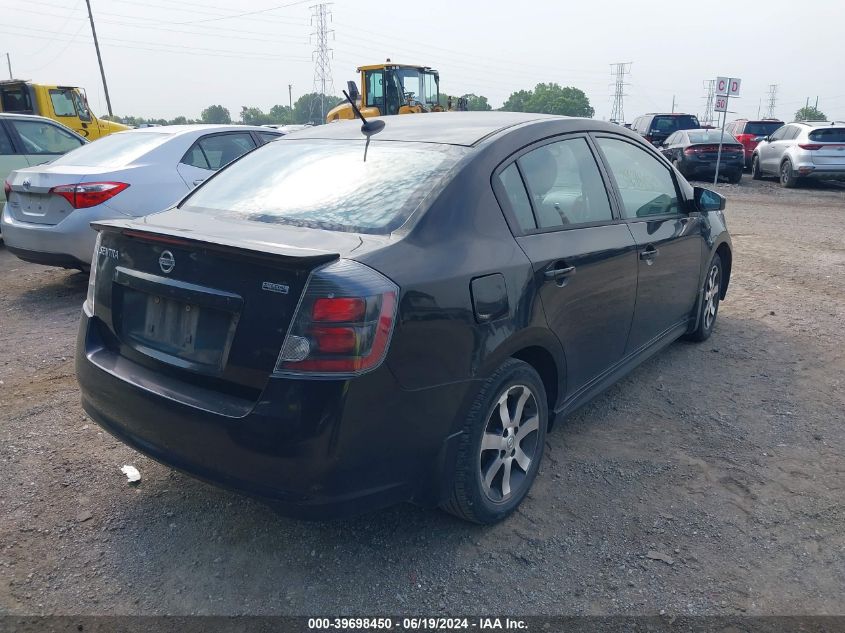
[808,128,845,166]
[90,213,390,398]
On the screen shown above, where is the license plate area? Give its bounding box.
[113,267,242,374]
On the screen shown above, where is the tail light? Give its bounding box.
[274,259,399,378]
[49,182,129,209]
[3,180,10,197]
[798,143,823,150]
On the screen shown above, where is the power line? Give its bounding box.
[766,84,778,119]
[702,79,715,127]
[609,62,631,124]
[309,2,334,122]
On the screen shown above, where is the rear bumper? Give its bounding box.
[793,163,845,180]
[0,203,123,267]
[75,309,475,518]
[680,156,743,175]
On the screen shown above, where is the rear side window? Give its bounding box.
[10,120,84,155]
[497,163,536,232]
[190,133,256,170]
[517,138,612,228]
[596,137,680,219]
[49,90,77,117]
[784,126,802,140]
[50,131,167,166]
[809,128,845,143]
[0,125,14,154]
[181,139,466,234]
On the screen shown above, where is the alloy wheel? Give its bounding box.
[703,263,720,330]
[478,384,541,503]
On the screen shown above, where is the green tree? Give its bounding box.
[201,105,232,124]
[464,94,492,111]
[240,106,272,126]
[269,104,293,124]
[169,115,188,125]
[292,93,343,125]
[501,83,594,117]
[795,105,827,121]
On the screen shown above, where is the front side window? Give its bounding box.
[517,137,613,228]
[596,137,680,219]
[11,120,84,155]
[49,90,77,117]
[182,139,466,234]
[71,91,92,122]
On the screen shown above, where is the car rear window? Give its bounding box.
[181,139,467,234]
[687,130,737,144]
[50,131,170,167]
[745,121,783,136]
[650,115,700,133]
[808,128,845,143]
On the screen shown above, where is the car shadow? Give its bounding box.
[76,308,835,615]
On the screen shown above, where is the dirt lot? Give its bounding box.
[1,177,844,616]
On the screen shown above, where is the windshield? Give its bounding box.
[181,139,466,234]
[687,130,738,144]
[745,121,783,136]
[50,131,170,167]
[395,69,439,106]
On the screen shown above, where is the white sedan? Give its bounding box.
[1,124,281,269]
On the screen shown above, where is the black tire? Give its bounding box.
[780,159,798,188]
[728,170,742,184]
[751,155,763,180]
[442,359,548,525]
[686,254,723,342]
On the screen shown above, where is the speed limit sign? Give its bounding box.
[715,96,728,112]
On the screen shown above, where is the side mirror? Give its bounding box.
[693,186,726,212]
[756,136,768,142]
[346,80,360,100]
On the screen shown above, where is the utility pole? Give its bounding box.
[609,62,631,124]
[671,95,676,113]
[288,84,293,123]
[84,0,113,116]
[5,53,11,79]
[765,84,778,119]
[702,79,715,127]
[309,3,334,124]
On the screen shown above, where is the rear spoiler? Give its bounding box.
[92,220,340,266]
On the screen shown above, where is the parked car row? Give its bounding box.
[2,123,280,267]
[627,112,845,188]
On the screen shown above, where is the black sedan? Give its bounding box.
[660,129,745,183]
[76,112,733,524]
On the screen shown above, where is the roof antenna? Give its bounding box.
[342,89,384,162]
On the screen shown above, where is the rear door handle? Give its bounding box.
[544,265,576,279]
[639,246,659,261]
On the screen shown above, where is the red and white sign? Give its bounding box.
[716,77,741,96]
[715,96,728,112]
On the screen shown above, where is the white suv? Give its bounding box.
[751,121,845,188]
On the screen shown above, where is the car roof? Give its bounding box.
[643,113,697,117]
[282,112,568,146]
[794,121,841,127]
[121,124,277,136]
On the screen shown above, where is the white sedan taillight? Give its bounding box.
[274,259,398,378]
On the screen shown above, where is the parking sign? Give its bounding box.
[716,77,741,96]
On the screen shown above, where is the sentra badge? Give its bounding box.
[262,281,290,295]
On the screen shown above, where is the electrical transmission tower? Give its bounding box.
[702,79,715,127]
[765,84,778,119]
[609,62,631,124]
[309,3,334,123]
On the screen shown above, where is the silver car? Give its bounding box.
[751,121,845,187]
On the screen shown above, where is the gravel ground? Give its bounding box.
[1,177,843,616]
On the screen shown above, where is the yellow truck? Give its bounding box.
[327,62,466,123]
[0,80,128,140]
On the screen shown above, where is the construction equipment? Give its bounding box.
[326,61,466,123]
[0,80,128,140]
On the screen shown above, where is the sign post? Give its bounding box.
[713,77,741,185]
